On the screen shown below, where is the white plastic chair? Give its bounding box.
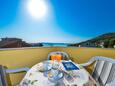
[80,56,115,86]
[0,65,29,86]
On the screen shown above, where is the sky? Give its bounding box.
[0,0,115,43]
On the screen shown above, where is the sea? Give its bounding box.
[42,43,70,47]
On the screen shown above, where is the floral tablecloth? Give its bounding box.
[19,60,99,86]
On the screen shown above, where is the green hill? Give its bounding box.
[69,33,115,48]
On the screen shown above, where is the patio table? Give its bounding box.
[19,60,99,86]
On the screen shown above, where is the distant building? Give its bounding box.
[100,42,104,48]
[77,42,97,47]
[78,45,81,47]
[0,38,31,48]
[113,45,115,48]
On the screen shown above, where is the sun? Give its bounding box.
[27,0,47,19]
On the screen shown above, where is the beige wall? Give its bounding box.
[0,47,115,85]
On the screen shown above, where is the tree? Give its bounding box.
[109,39,115,48]
[103,39,109,48]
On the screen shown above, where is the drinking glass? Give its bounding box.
[48,69,63,83]
[52,60,60,69]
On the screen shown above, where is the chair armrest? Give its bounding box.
[79,61,94,67]
[80,56,115,67]
[6,67,30,74]
[79,57,97,67]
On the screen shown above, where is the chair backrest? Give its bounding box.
[91,56,115,86]
[0,65,8,86]
[47,51,70,60]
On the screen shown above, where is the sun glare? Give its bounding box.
[27,0,48,19]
